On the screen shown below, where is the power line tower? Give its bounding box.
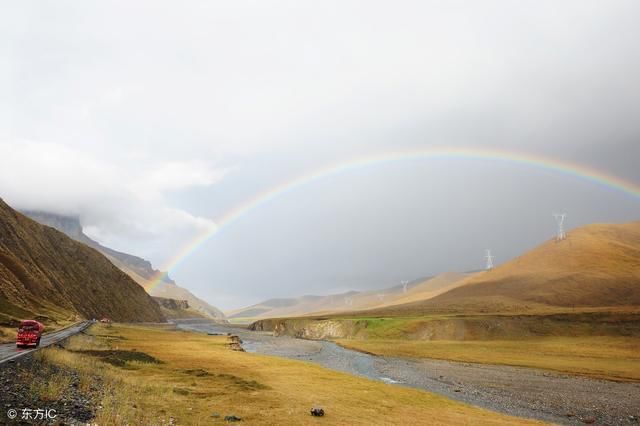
[344,297,353,306]
[401,280,409,293]
[553,213,567,241]
[485,249,494,270]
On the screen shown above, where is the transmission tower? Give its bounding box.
[344,297,353,306]
[485,249,494,270]
[401,280,409,293]
[553,213,567,241]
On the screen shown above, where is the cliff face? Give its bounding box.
[21,210,226,322]
[152,297,190,310]
[0,199,165,323]
[151,296,209,320]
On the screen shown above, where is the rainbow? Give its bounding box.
[145,146,640,291]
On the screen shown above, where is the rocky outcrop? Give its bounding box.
[226,335,244,351]
[153,297,190,310]
[250,318,367,339]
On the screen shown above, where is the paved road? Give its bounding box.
[175,319,640,426]
[0,321,91,364]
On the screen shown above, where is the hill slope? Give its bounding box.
[375,272,475,308]
[0,198,165,324]
[366,221,640,316]
[22,211,226,322]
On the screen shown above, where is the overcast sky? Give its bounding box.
[1,1,639,309]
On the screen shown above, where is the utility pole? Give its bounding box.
[485,249,494,271]
[553,213,567,241]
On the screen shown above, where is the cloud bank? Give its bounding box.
[0,141,219,249]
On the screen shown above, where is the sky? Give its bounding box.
[1,1,639,310]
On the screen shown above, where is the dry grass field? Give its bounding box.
[37,323,544,425]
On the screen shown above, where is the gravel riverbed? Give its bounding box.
[176,320,640,426]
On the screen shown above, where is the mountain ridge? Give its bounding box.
[0,198,165,325]
[227,272,475,320]
[21,210,226,322]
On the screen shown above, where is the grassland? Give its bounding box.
[38,323,542,425]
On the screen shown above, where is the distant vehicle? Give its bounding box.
[16,320,44,348]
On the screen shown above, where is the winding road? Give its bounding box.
[175,319,640,426]
[0,321,91,365]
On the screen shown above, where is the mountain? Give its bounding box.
[226,272,474,320]
[0,198,165,325]
[21,211,226,322]
[363,221,640,316]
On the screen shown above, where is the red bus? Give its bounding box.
[16,320,44,348]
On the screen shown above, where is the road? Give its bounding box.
[0,321,91,365]
[175,319,640,426]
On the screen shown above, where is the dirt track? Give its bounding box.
[176,319,640,426]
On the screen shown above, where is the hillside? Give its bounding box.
[374,271,475,308]
[0,198,165,326]
[227,272,474,320]
[363,221,640,316]
[22,211,226,322]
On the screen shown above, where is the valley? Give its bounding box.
[2,193,640,424]
[3,4,640,424]
[176,319,640,425]
[1,322,542,425]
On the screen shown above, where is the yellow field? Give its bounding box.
[336,336,640,382]
[38,323,543,425]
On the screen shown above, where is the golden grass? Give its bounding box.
[336,336,640,382]
[38,323,543,425]
[0,325,15,343]
[25,365,72,401]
